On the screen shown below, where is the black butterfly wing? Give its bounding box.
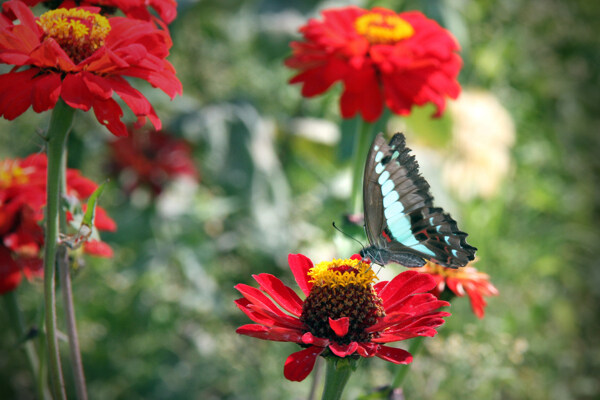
[362,133,476,268]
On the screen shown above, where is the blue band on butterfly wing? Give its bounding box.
[383,190,399,208]
[384,202,404,219]
[411,243,436,256]
[378,170,390,185]
[381,180,395,196]
[387,214,411,239]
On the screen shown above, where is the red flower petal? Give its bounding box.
[32,73,61,113]
[287,253,314,296]
[284,346,324,382]
[83,240,113,258]
[329,341,358,357]
[235,284,304,330]
[253,273,304,317]
[0,246,22,294]
[92,97,127,137]
[0,69,38,120]
[375,345,413,364]
[29,38,77,71]
[244,303,304,330]
[234,298,282,327]
[105,75,162,130]
[2,1,39,35]
[301,332,329,347]
[385,292,450,315]
[379,271,437,308]
[356,342,378,357]
[236,324,304,343]
[463,284,486,318]
[340,64,383,122]
[66,170,97,197]
[91,207,117,232]
[328,317,350,337]
[61,73,93,111]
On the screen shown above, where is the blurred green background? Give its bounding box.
[1,0,599,399]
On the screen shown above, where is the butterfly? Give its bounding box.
[359,133,476,268]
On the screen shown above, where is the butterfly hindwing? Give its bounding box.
[361,133,477,268]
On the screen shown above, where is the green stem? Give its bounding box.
[59,247,88,400]
[3,291,45,399]
[44,99,74,400]
[56,129,88,400]
[349,120,375,215]
[37,327,52,400]
[307,357,323,400]
[321,358,353,400]
[391,336,425,390]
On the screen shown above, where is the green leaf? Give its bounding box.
[82,181,108,228]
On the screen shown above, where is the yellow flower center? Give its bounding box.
[309,257,378,289]
[354,12,415,45]
[38,8,111,64]
[301,257,384,344]
[0,161,29,189]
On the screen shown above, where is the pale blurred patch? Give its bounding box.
[157,176,200,218]
[290,117,341,145]
[444,89,516,200]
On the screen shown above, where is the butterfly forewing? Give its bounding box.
[361,133,477,268]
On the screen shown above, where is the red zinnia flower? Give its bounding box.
[0,154,116,294]
[285,6,461,122]
[415,261,499,319]
[235,254,450,382]
[19,0,178,25]
[0,1,182,137]
[108,127,199,194]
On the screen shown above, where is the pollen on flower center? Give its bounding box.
[308,257,378,288]
[37,8,111,64]
[354,12,415,45]
[0,161,28,189]
[301,257,385,344]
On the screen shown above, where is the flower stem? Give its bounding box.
[307,357,323,400]
[350,120,374,215]
[321,357,353,400]
[44,98,74,400]
[390,336,425,389]
[3,291,46,399]
[59,246,88,400]
[56,125,88,400]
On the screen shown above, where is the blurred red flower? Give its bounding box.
[0,1,182,136]
[285,6,461,122]
[20,0,178,24]
[235,254,449,382]
[416,262,499,318]
[109,127,199,194]
[0,154,116,294]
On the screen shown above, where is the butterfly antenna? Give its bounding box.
[332,222,365,249]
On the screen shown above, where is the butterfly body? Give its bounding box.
[359,133,476,268]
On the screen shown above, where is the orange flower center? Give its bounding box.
[355,12,415,45]
[423,261,483,281]
[0,161,29,189]
[38,8,111,64]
